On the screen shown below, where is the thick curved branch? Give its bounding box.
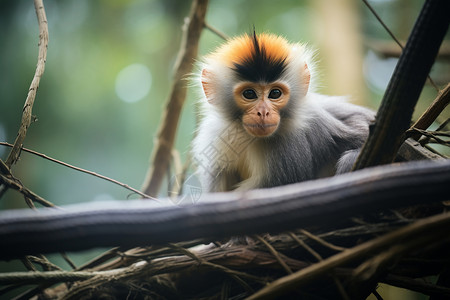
[5,0,49,167]
[0,159,448,258]
[141,0,208,197]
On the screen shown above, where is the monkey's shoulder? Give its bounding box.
[312,94,375,124]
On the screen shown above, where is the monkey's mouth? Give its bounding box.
[243,123,278,137]
[244,123,278,129]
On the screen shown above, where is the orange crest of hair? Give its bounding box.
[211,33,291,67]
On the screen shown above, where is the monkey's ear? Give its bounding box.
[302,63,311,96]
[201,69,215,103]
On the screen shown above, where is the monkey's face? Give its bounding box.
[233,81,290,137]
[200,33,310,138]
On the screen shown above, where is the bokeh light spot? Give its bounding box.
[115,64,152,103]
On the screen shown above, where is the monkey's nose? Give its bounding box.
[257,110,270,119]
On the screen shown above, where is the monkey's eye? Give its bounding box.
[242,89,257,100]
[269,89,282,99]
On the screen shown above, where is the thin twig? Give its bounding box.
[288,232,322,262]
[435,118,450,131]
[409,128,450,145]
[288,232,350,300]
[0,142,156,200]
[23,195,36,210]
[362,0,439,91]
[255,235,293,275]
[362,0,403,49]
[0,169,56,208]
[168,243,262,291]
[76,247,122,271]
[20,257,37,272]
[26,256,63,271]
[88,240,206,271]
[204,22,229,40]
[60,252,76,270]
[418,118,450,148]
[0,159,13,202]
[409,83,450,140]
[423,131,450,137]
[0,159,36,209]
[299,229,346,252]
[5,0,49,166]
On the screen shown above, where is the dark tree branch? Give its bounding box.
[0,159,448,258]
[353,0,450,170]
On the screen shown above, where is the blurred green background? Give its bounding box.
[0,0,448,298]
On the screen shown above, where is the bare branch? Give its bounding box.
[5,0,49,167]
[0,159,55,208]
[411,128,450,145]
[141,0,209,197]
[298,229,346,252]
[366,39,450,60]
[408,83,450,140]
[25,255,63,271]
[0,142,157,200]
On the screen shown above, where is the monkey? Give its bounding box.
[192,32,375,193]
